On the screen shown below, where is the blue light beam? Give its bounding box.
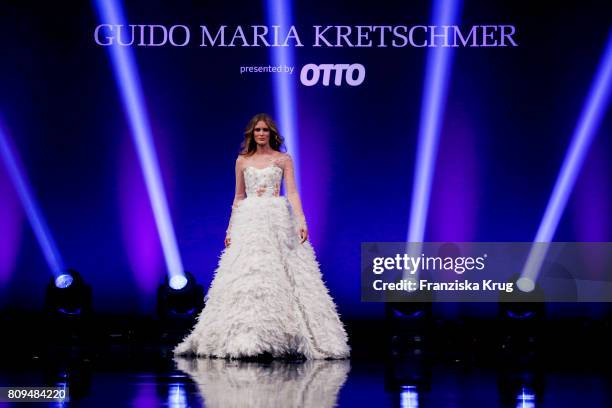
[266,0,301,189]
[94,0,186,288]
[519,29,612,292]
[0,119,66,278]
[405,0,461,276]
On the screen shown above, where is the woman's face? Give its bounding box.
[253,120,271,147]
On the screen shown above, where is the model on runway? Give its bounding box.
[175,113,349,359]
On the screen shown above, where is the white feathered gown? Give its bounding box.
[174,162,349,359]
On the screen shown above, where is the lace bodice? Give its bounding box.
[227,153,307,233]
[243,165,283,198]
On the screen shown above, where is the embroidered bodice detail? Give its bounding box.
[229,153,306,230]
[243,165,283,198]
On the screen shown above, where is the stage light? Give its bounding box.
[55,273,74,289]
[516,277,535,293]
[157,272,204,320]
[157,271,203,343]
[0,117,66,278]
[498,275,546,356]
[266,0,301,189]
[520,29,612,288]
[405,0,461,275]
[500,300,545,323]
[169,275,188,291]
[387,300,432,325]
[499,274,545,321]
[45,269,92,318]
[94,0,186,285]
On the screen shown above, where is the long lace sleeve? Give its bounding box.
[282,154,307,228]
[226,156,246,235]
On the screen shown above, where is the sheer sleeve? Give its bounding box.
[282,154,307,228]
[226,156,246,235]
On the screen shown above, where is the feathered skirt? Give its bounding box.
[174,196,350,359]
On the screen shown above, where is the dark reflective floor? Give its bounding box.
[1,354,611,407]
[1,316,611,407]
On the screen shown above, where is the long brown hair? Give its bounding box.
[240,113,284,156]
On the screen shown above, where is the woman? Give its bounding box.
[174,113,349,359]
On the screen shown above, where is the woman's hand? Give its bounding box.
[224,235,231,247]
[299,224,308,244]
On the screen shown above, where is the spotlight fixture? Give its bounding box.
[498,274,545,352]
[169,275,188,291]
[499,274,545,322]
[157,271,204,321]
[386,299,433,334]
[157,272,204,343]
[45,269,92,318]
[55,273,74,289]
[44,269,93,344]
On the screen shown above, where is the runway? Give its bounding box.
[1,316,610,407]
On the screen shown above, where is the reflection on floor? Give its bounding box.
[1,351,611,407]
[175,358,350,408]
[0,317,611,407]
